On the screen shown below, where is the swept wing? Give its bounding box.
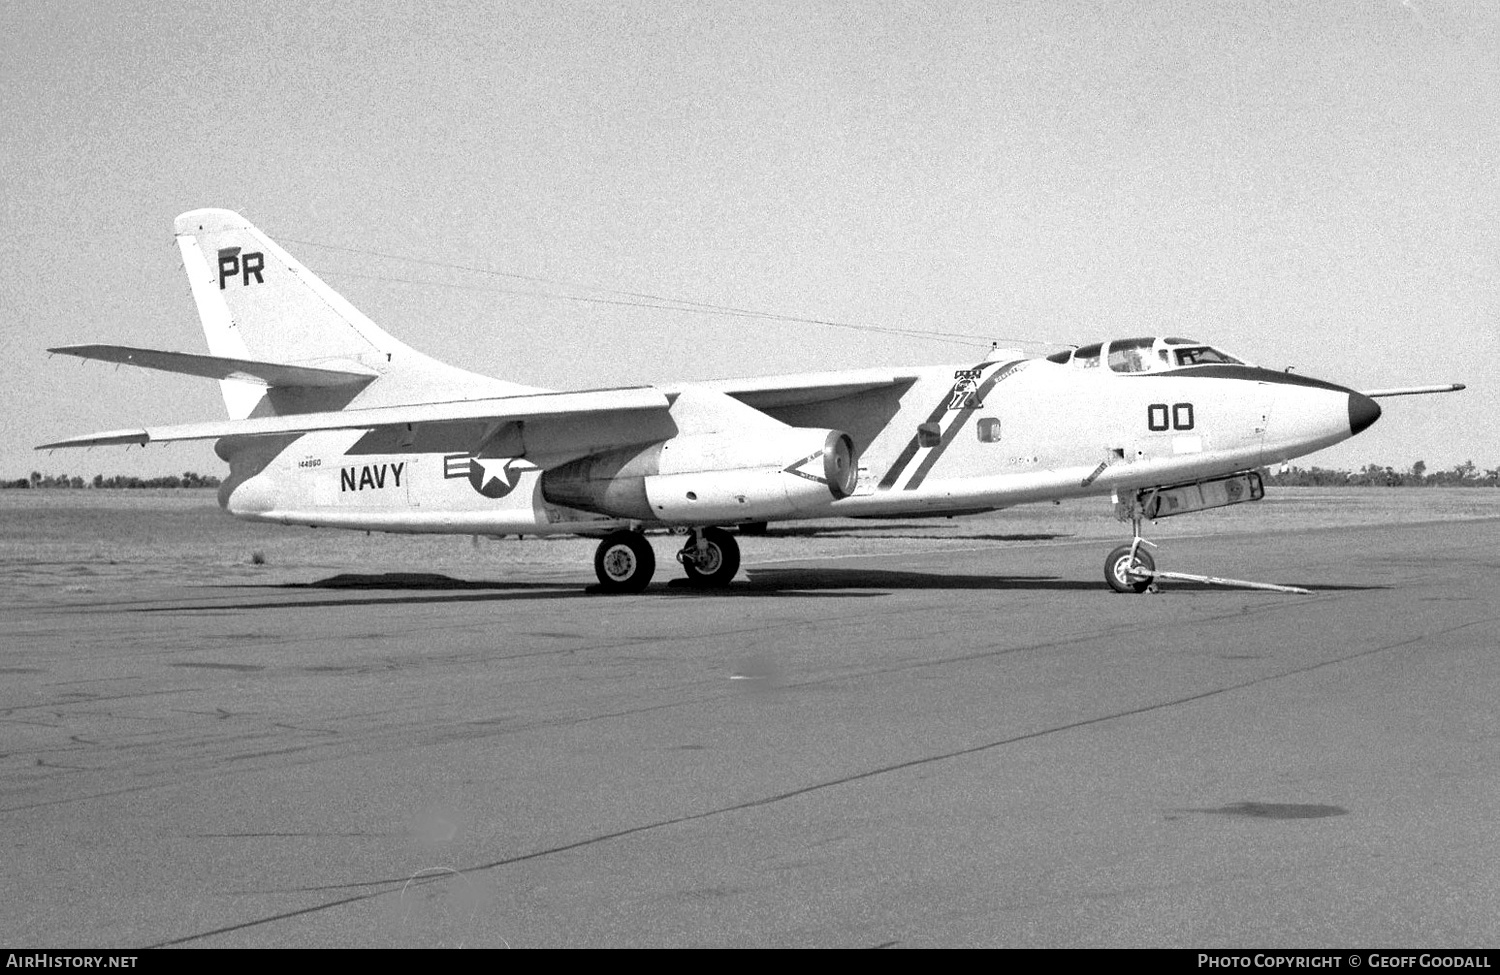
[39,370,919,450]
[691,368,920,409]
[38,387,672,449]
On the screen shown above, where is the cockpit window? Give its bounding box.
[1107,337,1156,374]
[1172,346,1243,366]
[1072,343,1103,368]
[1045,337,1251,371]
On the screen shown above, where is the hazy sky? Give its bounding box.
[3,0,1496,480]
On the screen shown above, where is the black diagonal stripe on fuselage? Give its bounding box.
[875,360,994,490]
[903,360,1026,490]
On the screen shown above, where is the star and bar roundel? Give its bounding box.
[443,453,531,499]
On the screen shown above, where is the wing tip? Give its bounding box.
[35,430,151,450]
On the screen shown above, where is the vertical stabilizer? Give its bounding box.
[173,208,537,418]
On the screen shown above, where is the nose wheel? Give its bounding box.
[1105,542,1156,594]
[1105,493,1158,594]
[677,526,741,588]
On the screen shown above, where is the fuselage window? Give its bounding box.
[917,422,942,448]
[977,417,1001,443]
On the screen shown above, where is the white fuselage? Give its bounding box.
[219,356,1372,535]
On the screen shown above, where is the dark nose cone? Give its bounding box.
[1348,392,1382,435]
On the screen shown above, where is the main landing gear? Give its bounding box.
[591,526,742,593]
[676,526,740,588]
[593,530,656,594]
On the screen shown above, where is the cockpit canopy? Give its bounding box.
[1044,337,1251,374]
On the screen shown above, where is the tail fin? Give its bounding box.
[174,208,534,418]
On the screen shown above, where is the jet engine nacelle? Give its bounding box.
[541,428,856,524]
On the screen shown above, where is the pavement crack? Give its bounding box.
[135,611,1500,947]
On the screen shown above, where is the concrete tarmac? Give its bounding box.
[3,517,1499,947]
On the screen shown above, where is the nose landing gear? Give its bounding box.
[1103,483,1311,595]
[1105,495,1159,594]
[1105,540,1157,594]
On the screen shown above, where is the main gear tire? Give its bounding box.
[594,531,656,593]
[681,527,740,588]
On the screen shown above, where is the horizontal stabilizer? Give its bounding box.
[38,386,671,450]
[49,345,379,388]
[1362,383,1466,398]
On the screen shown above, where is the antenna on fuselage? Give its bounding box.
[983,340,1027,363]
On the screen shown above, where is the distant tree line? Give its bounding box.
[6,462,1496,491]
[1262,460,1499,488]
[3,472,222,489]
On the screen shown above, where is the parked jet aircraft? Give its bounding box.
[39,209,1463,593]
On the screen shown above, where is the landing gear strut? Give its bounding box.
[1105,492,1158,594]
[1103,483,1312,595]
[677,526,740,588]
[593,530,655,593]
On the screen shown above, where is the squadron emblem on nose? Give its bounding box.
[948,368,984,410]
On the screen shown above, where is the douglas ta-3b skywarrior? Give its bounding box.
[40,209,1464,593]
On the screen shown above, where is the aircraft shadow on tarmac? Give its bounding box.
[739,568,1383,593]
[302,568,1103,594]
[739,567,1098,591]
[169,569,1097,612]
[160,568,1386,614]
[754,527,1071,543]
